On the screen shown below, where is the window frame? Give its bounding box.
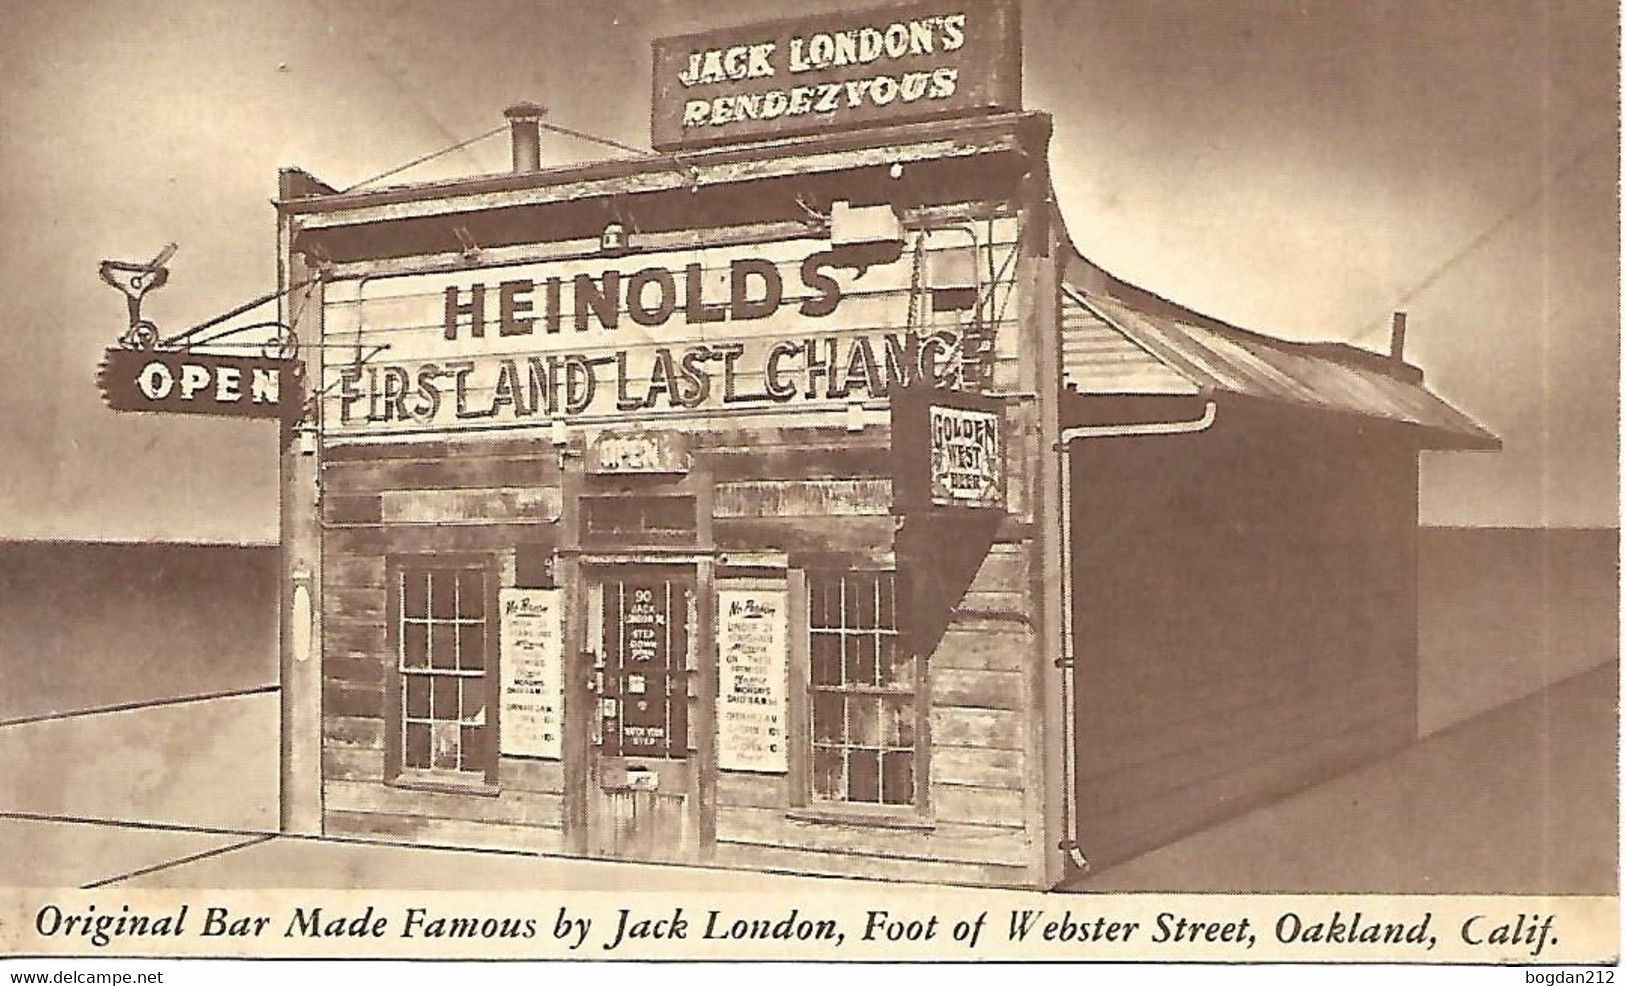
[789,568,932,827]
[579,487,700,550]
[383,552,502,793]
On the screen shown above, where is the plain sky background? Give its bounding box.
[0,0,1616,542]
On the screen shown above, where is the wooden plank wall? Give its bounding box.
[1059,296,1200,396]
[320,438,568,853]
[318,424,1043,884]
[706,427,898,570]
[711,539,1036,887]
[1069,402,1420,868]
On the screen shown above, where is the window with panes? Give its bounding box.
[807,572,918,806]
[392,561,493,779]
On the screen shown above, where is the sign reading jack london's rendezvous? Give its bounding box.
[650,0,1022,150]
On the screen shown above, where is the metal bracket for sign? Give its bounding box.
[96,246,361,447]
[160,278,320,359]
[98,243,323,360]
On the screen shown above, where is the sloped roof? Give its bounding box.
[1060,262,1501,452]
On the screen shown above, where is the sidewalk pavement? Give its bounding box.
[0,663,1614,894]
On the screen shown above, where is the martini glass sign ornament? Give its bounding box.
[98,242,176,350]
[95,243,308,426]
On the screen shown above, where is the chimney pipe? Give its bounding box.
[504,102,546,174]
[1389,311,1408,362]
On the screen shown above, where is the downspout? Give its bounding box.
[1052,398,1218,874]
[1059,399,1217,444]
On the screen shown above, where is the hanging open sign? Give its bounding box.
[98,347,302,420]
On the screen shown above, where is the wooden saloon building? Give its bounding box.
[269,1,1498,888]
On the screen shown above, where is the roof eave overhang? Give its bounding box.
[1060,388,1501,451]
[277,111,1054,230]
[1415,427,1502,452]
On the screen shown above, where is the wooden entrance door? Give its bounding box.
[585,567,698,862]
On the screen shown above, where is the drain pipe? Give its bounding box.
[1052,398,1218,875]
[1059,399,1218,445]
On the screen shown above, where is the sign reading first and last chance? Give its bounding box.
[651,0,1021,150]
[319,231,1022,437]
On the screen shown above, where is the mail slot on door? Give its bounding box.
[600,762,660,792]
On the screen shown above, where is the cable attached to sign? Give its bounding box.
[537,119,703,190]
[96,245,324,436]
[899,218,1019,396]
[340,125,507,195]
[335,114,701,197]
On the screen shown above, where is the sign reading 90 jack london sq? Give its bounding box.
[650,0,1022,151]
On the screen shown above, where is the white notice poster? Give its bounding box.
[716,586,789,773]
[498,587,564,759]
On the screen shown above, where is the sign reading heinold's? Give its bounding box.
[319,224,1025,438]
[650,0,1022,151]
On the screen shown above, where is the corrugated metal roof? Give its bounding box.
[1061,285,1500,451]
[1061,295,1201,396]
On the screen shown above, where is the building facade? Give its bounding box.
[272,2,1495,889]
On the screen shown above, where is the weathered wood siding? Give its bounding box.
[308,197,1045,882]
[1069,400,1420,867]
[1060,296,1198,396]
[320,440,568,852]
[318,423,1043,883]
[712,540,1037,887]
[707,428,898,569]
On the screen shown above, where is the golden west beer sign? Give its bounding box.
[650,0,1021,150]
[890,383,1006,513]
[928,403,1002,508]
[320,229,1021,439]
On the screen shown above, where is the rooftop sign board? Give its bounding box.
[651,0,1021,151]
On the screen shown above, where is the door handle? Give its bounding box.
[582,650,602,694]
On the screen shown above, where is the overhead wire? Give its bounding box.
[538,119,656,158]
[1348,123,1615,344]
[338,124,508,194]
[336,114,697,197]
